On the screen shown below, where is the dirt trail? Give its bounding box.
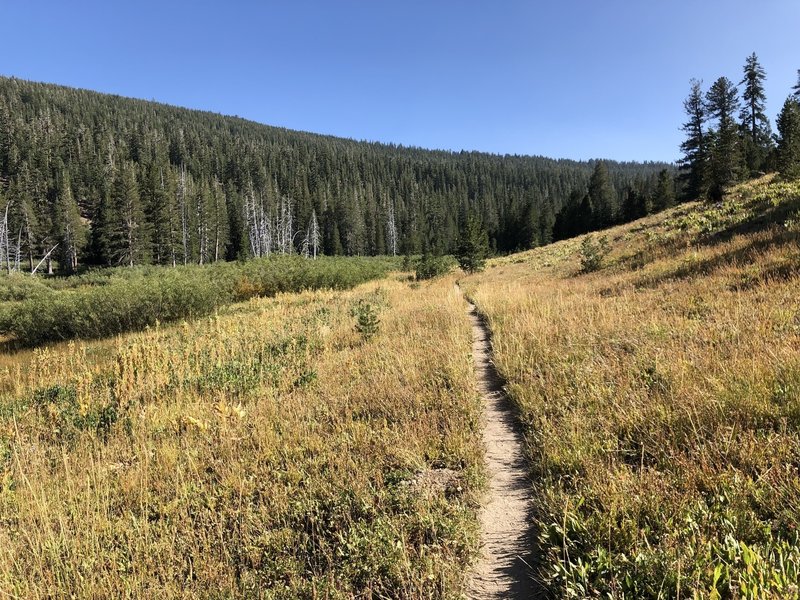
[462,289,541,598]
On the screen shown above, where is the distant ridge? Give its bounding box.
[0,75,670,272]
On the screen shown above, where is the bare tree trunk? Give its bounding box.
[0,201,10,274]
[386,201,398,256]
[179,164,188,265]
[14,227,22,272]
[32,243,59,276]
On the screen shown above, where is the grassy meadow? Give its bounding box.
[462,175,800,598]
[4,175,800,598]
[0,273,484,597]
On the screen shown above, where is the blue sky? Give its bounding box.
[1,0,798,162]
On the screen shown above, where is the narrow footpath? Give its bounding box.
[461,288,541,598]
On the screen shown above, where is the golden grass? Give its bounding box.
[463,176,800,598]
[0,275,483,598]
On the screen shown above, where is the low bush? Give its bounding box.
[3,255,399,346]
[415,254,454,280]
[578,234,611,273]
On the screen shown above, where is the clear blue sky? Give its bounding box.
[1,0,798,162]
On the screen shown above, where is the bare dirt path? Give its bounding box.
[461,288,542,599]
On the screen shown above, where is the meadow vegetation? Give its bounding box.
[0,255,398,346]
[462,175,800,598]
[0,274,483,597]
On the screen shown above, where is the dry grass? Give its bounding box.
[0,275,483,598]
[463,176,800,598]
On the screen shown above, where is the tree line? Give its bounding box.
[0,77,670,274]
[679,53,800,201]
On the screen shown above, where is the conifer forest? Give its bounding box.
[0,76,670,274]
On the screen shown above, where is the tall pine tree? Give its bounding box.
[112,161,149,266]
[739,53,772,175]
[52,170,86,273]
[705,77,743,200]
[776,98,800,179]
[679,79,708,201]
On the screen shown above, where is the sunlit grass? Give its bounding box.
[463,176,800,598]
[0,275,482,598]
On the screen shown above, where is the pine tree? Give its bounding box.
[52,170,86,273]
[739,53,772,175]
[519,194,542,249]
[679,79,708,201]
[538,200,555,246]
[651,169,676,211]
[653,169,675,211]
[112,161,149,266]
[142,153,174,265]
[588,161,616,227]
[456,213,489,273]
[705,77,743,200]
[210,180,228,262]
[792,69,800,103]
[777,98,800,179]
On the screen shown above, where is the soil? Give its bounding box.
[463,292,543,598]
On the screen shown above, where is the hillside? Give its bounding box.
[0,76,669,273]
[1,175,798,597]
[461,175,800,597]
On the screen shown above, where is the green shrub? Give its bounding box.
[579,235,611,273]
[353,300,380,340]
[6,256,400,346]
[415,254,453,280]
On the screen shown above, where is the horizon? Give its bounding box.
[1,1,799,163]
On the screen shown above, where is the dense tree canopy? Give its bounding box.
[0,77,669,273]
[679,54,800,200]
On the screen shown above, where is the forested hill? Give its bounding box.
[0,76,670,272]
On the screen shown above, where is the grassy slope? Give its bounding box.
[462,175,800,598]
[0,275,482,598]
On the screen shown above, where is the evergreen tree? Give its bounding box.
[519,195,542,249]
[112,161,149,266]
[0,76,669,269]
[52,170,86,273]
[456,213,489,273]
[620,185,641,222]
[538,200,556,246]
[776,97,800,179]
[621,181,650,221]
[792,70,800,103]
[224,183,246,261]
[651,169,676,212]
[705,77,743,200]
[553,189,585,240]
[739,53,772,175]
[588,161,616,227]
[209,180,229,262]
[679,80,708,201]
[142,153,175,265]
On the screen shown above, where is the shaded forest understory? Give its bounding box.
[0,76,670,273]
